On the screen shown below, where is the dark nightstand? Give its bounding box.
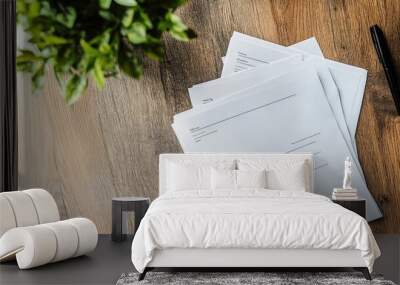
[332,199,366,218]
[112,197,150,242]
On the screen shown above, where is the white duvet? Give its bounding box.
[131,190,380,272]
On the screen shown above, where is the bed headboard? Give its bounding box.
[159,153,314,195]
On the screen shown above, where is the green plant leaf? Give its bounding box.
[138,11,152,29]
[39,1,51,17]
[16,50,41,72]
[65,75,88,105]
[99,10,117,21]
[158,12,190,39]
[99,42,111,54]
[16,0,195,104]
[144,48,163,60]
[124,22,147,44]
[114,0,137,7]
[99,0,112,9]
[80,39,99,56]
[54,47,76,73]
[144,35,161,46]
[90,30,111,46]
[119,50,142,78]
[27,0,41,19]
[169,29,189,41]
[122,8,135,27]
[16,49,43,63]
[93,59,106,88]
[16,0,27,14]
[55,7,77,28]
[169,13,187,31]
[42,35,70,46]
[78,55,95,73]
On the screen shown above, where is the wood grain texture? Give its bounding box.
[18,0,400,233]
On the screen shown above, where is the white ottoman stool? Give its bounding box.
[0,189,98,269]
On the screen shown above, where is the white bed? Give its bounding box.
[131,153,380,280]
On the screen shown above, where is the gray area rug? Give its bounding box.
[116,272,396,285]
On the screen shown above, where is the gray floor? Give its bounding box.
[0,235,134,285]
[0,234,399,285]
[374,234,400,284]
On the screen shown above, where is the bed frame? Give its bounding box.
[139,153,371,280]
[141,248,370,280]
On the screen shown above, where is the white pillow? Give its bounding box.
[236,169,267,188]
[168,162,210,191]
[211,169,268,190]
[166,159,236,192]
[211,168,236,190]
[237,159,309,191]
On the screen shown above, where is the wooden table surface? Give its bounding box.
[19,0,400,233]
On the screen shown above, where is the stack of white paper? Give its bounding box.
[172,32,382,222]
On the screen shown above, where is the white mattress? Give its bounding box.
[131,190,380,273]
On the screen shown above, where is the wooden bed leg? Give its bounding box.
[138,268,148,281]
[354,267,371,280]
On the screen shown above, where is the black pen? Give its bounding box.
[370,24,400,115]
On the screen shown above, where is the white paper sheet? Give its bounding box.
[187,56,303,106]
[221,34,302,77]
[187,55,365,184]
[221,32,366,142]
[325,59,367,138]
[217,36,364,189]
[172,64,382,221]
[219,36,323,65]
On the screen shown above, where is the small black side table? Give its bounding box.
[112,197,150,242]
[332,199,366,219]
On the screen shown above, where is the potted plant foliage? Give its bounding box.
[16,0,196,104]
